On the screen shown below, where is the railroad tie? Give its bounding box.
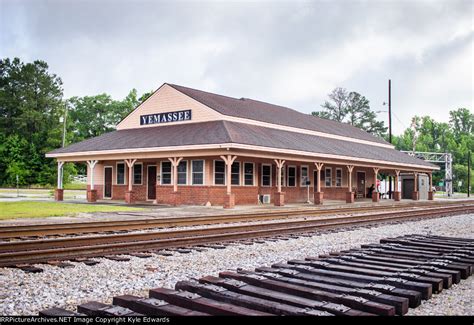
[307,256,452,290]
[254,265,421,309]
[271,261,433,300]
[332,253,461,285]
[233,268,408,315]
[104,255,131,262]
[77,301,142,316]
[39,307,84,316]
[149,287,272,316]
[175,279,333,316]
[217,270,394,316]
[215,272,378,316]
[37,234,473,317]
[113,294,209,316]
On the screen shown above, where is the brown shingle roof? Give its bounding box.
[48,121,436,169]
[168,84,389,145]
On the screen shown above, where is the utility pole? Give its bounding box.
[61,102,68,148]
[388,79,392,144]
[468,151,471,197]
[388,79,392,199]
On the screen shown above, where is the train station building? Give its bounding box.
[46,83,438,208]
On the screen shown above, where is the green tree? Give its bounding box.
[67,89,140,144]
[346,92,387,137]
[0,58,64,186]
[312,88,387,137]
[139,90,154,103]
[313,87,348,122]
[393,108,473,193]
[449,108,473,138]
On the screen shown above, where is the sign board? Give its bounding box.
[438,182,444,186]
[140,109,191,126]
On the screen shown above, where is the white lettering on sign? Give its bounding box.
[140,109,192,126]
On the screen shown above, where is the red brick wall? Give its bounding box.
[153,184,348,205]
[156,186,260,205]
[112,185,127,200]
[87,158,357,205]
[87,184,150,201]
[322,187,349,200]
[87,185,104,200]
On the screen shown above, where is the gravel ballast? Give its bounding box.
[0,213,473,316]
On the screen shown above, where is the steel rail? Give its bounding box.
[1,204,471,253]
[0,204,472,267]
[0,200,471,239]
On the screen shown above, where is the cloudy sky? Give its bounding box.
[1,0,472,135]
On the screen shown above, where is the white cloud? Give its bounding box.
[0,0,472,134]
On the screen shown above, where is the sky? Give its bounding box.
[1,0,473,135]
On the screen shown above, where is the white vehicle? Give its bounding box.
[72,175,87,183]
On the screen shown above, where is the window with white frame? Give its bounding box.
[161,161,172,185]
[133,164,142,185]
[244,163,254,186]
[336,168,342,187]
[231,161,240,185]
[288,166,296,187]
[325,168,332,187]
[300,166,309,186]
[191,160,204,185]
[116,163,125,185]
[177,161,187,185]
[214,160,225,185]
[261,164,271,187]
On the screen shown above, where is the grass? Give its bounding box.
[0,183,87,191]
[0,201,146,220]
[63,183,87,190]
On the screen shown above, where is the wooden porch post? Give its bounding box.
[55,161,65,201]
[274,159,286,206]
[168,157,183,206]
[314,162,324,205]
[86,160,98,202]
[220,154,237,208]
[346,165,354,203]
[412,171,419,200]
[372,167,380,202]
[125,159,137,204]
[394,170,401,201]
[428,172,434,200]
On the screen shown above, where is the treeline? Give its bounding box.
[1,57,473,192]
[0,57,152,186]
[313,88,474,192]
[391,110,473,192]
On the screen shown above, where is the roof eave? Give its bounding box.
[45,142,438,171]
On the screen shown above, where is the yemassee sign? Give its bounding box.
[140,109,192,126]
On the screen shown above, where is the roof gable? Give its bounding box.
[116,83,221,130]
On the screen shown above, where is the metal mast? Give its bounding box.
[401,151,453,197]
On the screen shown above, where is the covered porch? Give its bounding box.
[52,147,435,208]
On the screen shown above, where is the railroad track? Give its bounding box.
[40,234,474,316]
[1,200,472,239]
[1,203,472,267]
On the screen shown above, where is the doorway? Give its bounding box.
[104,166,113,199]
[356,172,366,198]
[147,165,157,200]
[402,179,414,199]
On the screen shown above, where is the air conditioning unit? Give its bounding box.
[262,194,271,204]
